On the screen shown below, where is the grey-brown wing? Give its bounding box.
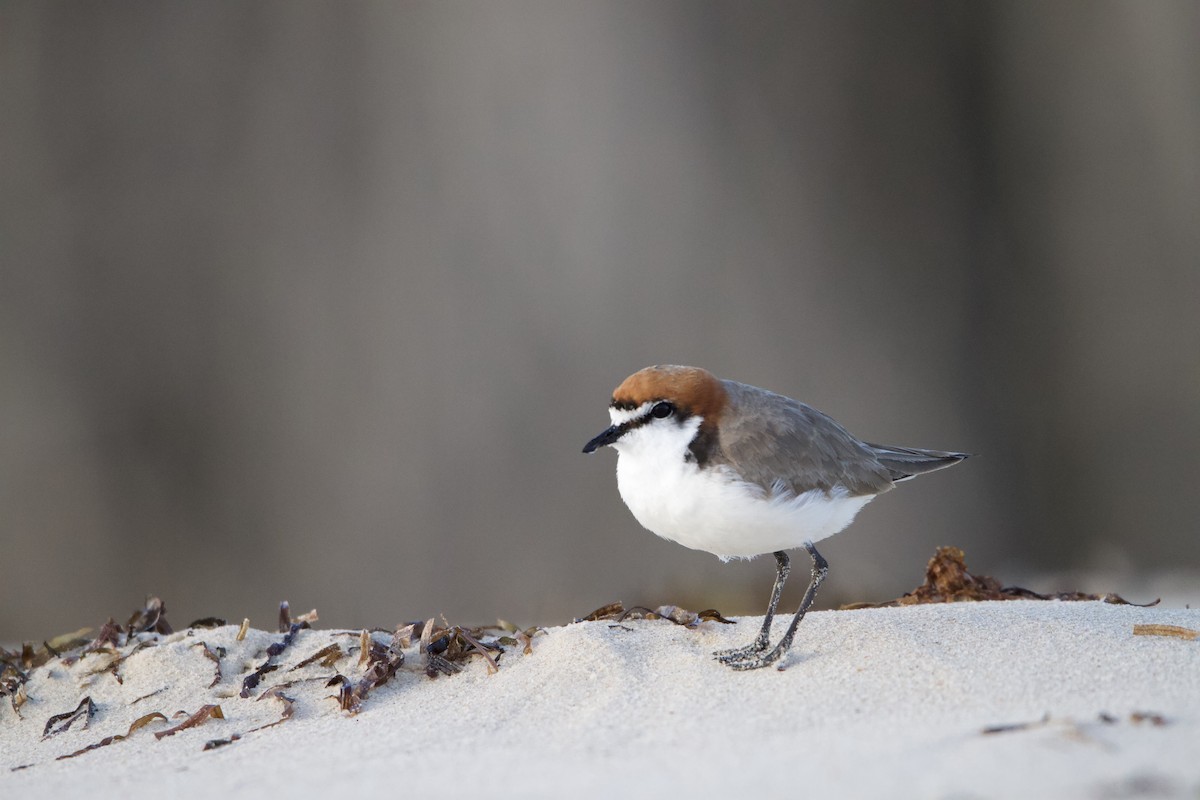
[714,381,894,497]
[864,443,970,482]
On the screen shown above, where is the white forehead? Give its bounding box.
[609,402,653,425]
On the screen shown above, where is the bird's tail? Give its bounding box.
[865,443,970,483]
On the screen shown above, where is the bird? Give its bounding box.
[582,364,968,670]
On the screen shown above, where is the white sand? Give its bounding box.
[3,601,1199,798]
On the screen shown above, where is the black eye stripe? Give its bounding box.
[608,402,685,433]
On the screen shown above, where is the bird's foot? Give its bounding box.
[713,637,769,664]
[715,643,786,671]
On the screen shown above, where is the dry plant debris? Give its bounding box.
[154,705,225,740]
[982,711,1170,737]
[1129,711,1169,726]
[41,697,96,739]
[1132,624,1198,640]
[331,626,406,713]
[203,734,241,751]
[56,712,168,761]
[575,601,736,628]
[126,597,173,635]
[294,643,345,669]
[982,712,1052,735]
[843,547,1157,609]
[239,603,312,698]
[417,619,505,678]
[5,595,528,770]
[193,643,225,688]
[495,620,547,655]
[187,617,227,629]
[251,687,296,731]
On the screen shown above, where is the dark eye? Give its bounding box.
[651,401,674,419]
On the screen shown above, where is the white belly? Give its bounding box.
[615,450,874,560]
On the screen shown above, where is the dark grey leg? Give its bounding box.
[721,543,828,671]
[714,551,790,662]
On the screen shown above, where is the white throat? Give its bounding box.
[609,406,702,460]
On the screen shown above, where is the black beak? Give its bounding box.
[582,425,624,454]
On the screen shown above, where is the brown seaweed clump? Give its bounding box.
[843,546,1155,610]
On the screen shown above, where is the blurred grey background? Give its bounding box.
[3,2,1198,641]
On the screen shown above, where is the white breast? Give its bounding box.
[611,416,874,560]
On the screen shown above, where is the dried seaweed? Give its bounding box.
[193,685,299,747]
[497,626,547,656]
[577,602,626,622]
[276,603,319,634]
[1,656,29,717]
[358,629,372,666]
[266,622,308,660]
[110,639,156,685]
[843,547,1158,609]
[982,712,1051,735]
[1130,711,1169,726]
[42,696,97,739]
[520,629,542,655]
[7,600,173,718]
[132,688,167,705]
[188,617,227,629]
[239,664,280,697]
[419,617,457,677]
[126,596,173,635]
[56,712,168,760]
[327,675,353,710]
[695,608,736,624]
[74,637,153,688]
[998,586,1156,604]
[81,620,122,656]
[1133,624,1198,640]
[983,711,1169,737]
[193,642,225,688]
[293,643,344,670]
[418,619,506,678]
[338,628,407,713]
[154,704,225,739]
[203,734,242,750]
[7,594,544,748]
[46,627,95,653]
[0,646,21,670]
[575,601,735,629]
[248,687,296,731]
[392,623,416,649]
[240,604,312,698]
[4,627,96,718]
[619,605,736,628]
[457,629,500,674]
[76,650,121,686]
[3,677,28,717]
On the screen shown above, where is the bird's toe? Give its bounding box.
[713,641,767,663]
[716,644,786,671]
